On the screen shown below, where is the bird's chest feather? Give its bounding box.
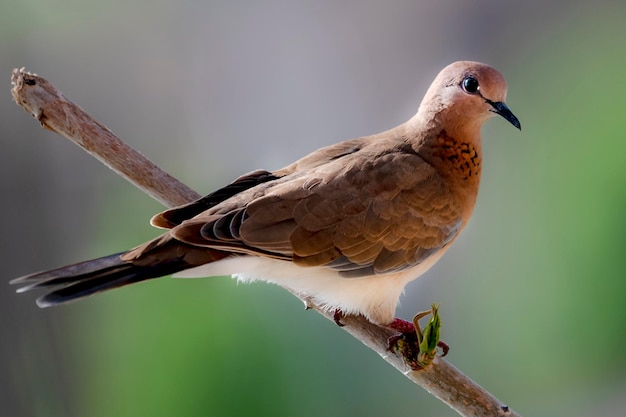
[425,130,482,182]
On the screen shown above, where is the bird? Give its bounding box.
[11,61,520,328]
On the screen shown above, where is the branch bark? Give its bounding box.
[10,68,520,417]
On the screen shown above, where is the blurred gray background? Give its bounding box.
[2,1,626,416]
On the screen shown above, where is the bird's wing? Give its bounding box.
[170,143,463,276]
[150,170,280,229]
[150,137,368,229]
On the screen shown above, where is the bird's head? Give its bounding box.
[417,61,521,132]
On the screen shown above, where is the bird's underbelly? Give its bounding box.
[174,253,445,325]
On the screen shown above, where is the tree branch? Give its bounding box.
[10,68,198,208]
[10,68,520,417]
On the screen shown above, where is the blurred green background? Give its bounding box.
[2,1,625,416]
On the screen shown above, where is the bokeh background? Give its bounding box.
[1,1,625,416]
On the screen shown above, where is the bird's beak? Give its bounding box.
[487,100,521,130]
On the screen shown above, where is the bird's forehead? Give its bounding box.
[470,65,508,99]
[439,61,508,99]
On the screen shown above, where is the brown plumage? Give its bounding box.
[11,61,520,325]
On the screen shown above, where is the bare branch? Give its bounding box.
[10,68,520,417]
[10,68,199,207]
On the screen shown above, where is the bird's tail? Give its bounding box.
[10,237,222,308]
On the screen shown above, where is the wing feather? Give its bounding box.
[166,141,462,276]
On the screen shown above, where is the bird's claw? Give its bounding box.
[333,309,345,327]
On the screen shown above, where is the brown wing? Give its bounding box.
[150,137,367,230]
[150,170,280,229]
[170,144,462,276]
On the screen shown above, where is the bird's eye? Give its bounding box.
[461,76,479,94]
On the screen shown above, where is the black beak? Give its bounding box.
[486,99,521,130]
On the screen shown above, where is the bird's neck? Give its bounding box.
[406,120,483,223]
[421,128,482,181]
[407,111,483,182]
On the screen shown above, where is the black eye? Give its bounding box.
[461,76,479,94]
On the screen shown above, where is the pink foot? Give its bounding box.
[333,309,345,327]
[386,318,417,352]
[388,318,415,334]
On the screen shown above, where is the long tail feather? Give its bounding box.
[11,252,190,307]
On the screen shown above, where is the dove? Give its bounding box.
[11,61,520,327]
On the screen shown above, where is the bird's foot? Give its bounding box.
[333,309,346,327]
[388,318,417,334]
[386,319,419,357]
[386,304,448,369]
